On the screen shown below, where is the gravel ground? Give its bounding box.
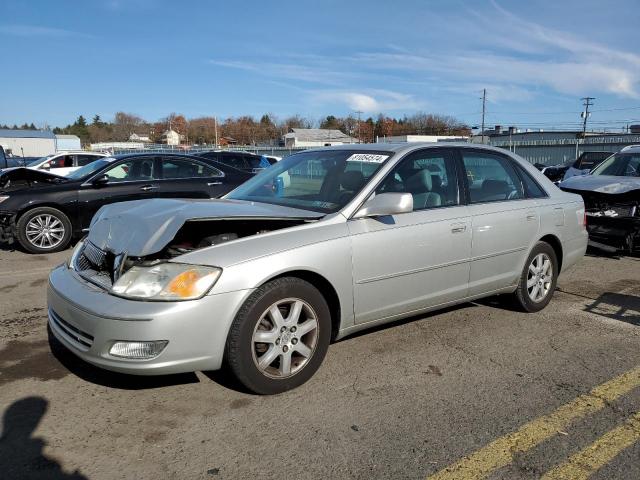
[0,246,639,479]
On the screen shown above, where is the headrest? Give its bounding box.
[406,169,433,192]
[340,170,365,191]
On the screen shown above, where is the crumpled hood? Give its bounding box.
[559,175,640,194]
[0,167,67,192]
[88,198,322,256]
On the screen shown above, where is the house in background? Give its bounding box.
[161,129,184,146]
[129,132,151,143]
[283,128,357,148]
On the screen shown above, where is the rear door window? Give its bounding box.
[161,157,222,179]
[75,154,101,167]
[461,152,524,203]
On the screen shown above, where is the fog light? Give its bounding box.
[109,340,168,359]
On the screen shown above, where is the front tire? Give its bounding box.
[512,241,558,312]
[225,277,331,394]
[16,207,73,254]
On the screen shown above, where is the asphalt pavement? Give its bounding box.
[0,245,638,479]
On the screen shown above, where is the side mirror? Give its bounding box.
[42,162,51,170]
[92,174,109,186]
[353,192,413,219]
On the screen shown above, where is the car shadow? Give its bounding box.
[337,301,480,343]
[48,327,200,390]
[584,292,640,326]
[0,396,88,479]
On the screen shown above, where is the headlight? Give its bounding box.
[0,196,9,204]
[68,238,85,268]
[111,263,221,301]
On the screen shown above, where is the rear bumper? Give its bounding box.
[47,264,252,375]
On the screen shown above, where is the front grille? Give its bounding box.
[49,309,94,351]
[83,241,107,269]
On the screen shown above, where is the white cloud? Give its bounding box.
[310,90,423,113]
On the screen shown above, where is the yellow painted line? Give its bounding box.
[427,366,640,480]
[541,411,640,480]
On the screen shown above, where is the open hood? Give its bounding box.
[88,198,322,257]
[0,167,68,192]
[559,175,640,195]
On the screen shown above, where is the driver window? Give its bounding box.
[375,150,459,211]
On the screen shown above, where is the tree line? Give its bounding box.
[39,111,470,146]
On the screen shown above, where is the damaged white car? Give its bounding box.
[560,145,640,254]
[48,143,587,393]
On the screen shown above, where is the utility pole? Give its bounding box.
[214,116,218,147]
[355,110,363,143]
[481,88,487,144]
[581,97,595,135]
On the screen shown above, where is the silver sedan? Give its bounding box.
[48,143,588,394]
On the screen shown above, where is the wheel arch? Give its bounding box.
[16,202,74,225]
[260,269,342,341]
[539,234,563,273]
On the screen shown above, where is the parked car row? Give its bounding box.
[44,143,588,394]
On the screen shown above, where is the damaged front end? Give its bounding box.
[71,216,312,293]
[562,187,640,254]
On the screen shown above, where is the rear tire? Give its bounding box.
[512,241,558,312]
[225,277,331,394]
[16,207,72,254]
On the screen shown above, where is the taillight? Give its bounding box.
[583,211,587,228]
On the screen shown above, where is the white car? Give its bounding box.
[27,151,108,176]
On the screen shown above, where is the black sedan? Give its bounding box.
[0,153,253,253]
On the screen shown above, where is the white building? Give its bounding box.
[283,128,357,148]
[129,132,151,143]
[90,142,146,152]
[162,129,184,146]
[0,129,56,157]
[55,134,81,151]
[377,134,468,143]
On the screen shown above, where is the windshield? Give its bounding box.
[591,153,640,177]
[27,155,52,167]
[226,150,393,213]
[66,158,114,180]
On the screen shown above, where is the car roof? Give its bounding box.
[620,145,640,153]
[304,141,515,157]
[107,152,249,174]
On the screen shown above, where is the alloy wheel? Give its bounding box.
[25,214,66,249]
[251,298,319,379]
[527,253,553,302]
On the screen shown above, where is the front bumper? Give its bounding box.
[0,211,16,244]
[47,264,252,375]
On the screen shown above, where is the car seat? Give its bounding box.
[406,170,442,209]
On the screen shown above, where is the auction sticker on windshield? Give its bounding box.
[346,154,389,163]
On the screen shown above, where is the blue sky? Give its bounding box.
[1,0,639,131]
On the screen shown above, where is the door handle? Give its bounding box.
[526,211,537,221]
[450,223,467,234]
[140,185,158,191]
[207,181,223,186]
